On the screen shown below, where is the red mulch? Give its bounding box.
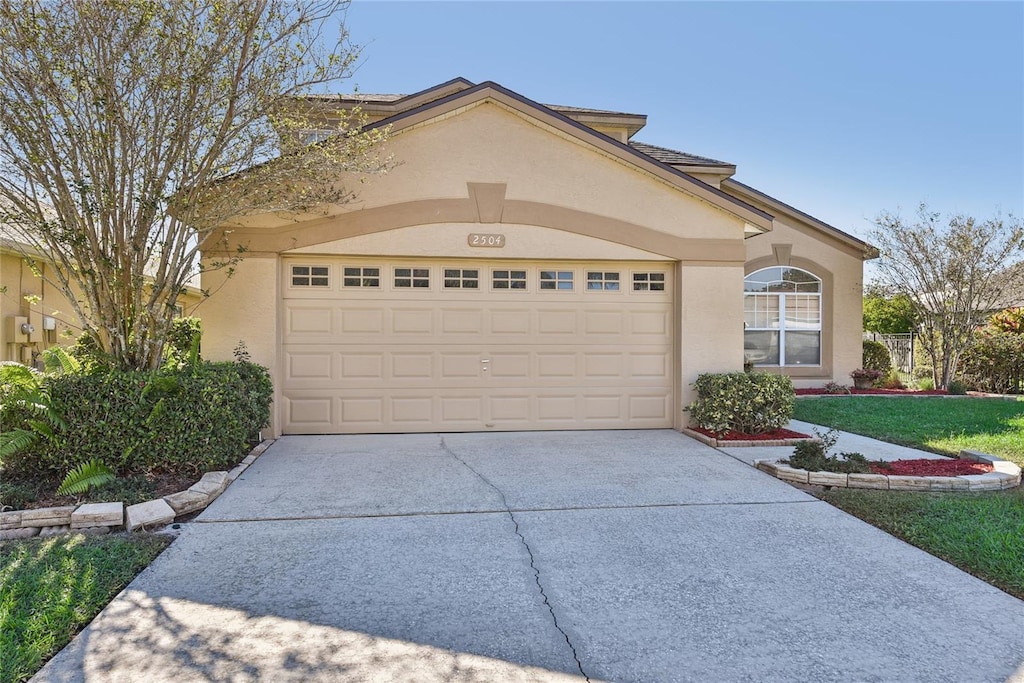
[870,459,993,476]
[796,388,948,396]
[691,426,812,441]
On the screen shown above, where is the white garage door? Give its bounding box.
[280,258,674,434]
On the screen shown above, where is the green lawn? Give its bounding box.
[792,395,1024,600]
[820,487,1024,600]
[0,533,170,683]
[793,396,1024,466]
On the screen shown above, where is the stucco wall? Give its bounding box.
[1,252,83,362]
[199,256,281,434]
[677,263,746,418]
[743,217,866,387]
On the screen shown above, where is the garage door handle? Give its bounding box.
[481,358,489,372]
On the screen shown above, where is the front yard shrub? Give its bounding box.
[862,339,893,375]
[783,429,873,474]
[687,372,794,435]
[1,360,272,478]
[958,330,1024,394]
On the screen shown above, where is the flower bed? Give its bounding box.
[682,427,817,448]
[756,449,1019,492]
[871,459,993,477]
[796,388,948,396]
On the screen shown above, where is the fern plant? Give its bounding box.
[56,460,115,496]
[0,361,66,461]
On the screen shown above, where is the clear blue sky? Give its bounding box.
[339,1,1023,244]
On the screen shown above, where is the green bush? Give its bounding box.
[783,429,874,474]
[687,372,794,435]
[862,340,893,375]
[958,331,1024,394]
[164,317,202,367]
[1,360,272,478]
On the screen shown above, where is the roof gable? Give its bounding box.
[361,80,773,234]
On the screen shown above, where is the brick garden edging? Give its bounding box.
[0,439,275,541]
[681,427,821,449]
[755,449,1021,492]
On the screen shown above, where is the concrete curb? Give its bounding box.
[0,439,275,541]
[755,449,1021,492]
[681,427,821,449]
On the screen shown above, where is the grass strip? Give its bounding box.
[793,396,1024,466]
[0,533,171,683]
[820,487,1024,600]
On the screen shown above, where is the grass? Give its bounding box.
[0,533,171,683]
[820,487,1024,600]
[792,395,1024,599]
[793,396,1024,466]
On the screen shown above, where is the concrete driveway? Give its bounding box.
[36,430,1024,682]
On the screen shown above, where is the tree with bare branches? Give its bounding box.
[869,204,1024,388]
[0,0,388,369]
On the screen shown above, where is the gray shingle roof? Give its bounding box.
[628,141,732,168]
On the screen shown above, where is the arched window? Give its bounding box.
[744,266,821,366]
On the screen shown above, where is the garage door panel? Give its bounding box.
[392,353,434,379]
[392,308,433,334]
[281,258,674,433]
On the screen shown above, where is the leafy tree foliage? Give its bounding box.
[869,204,1024,389]
[863,284,916,334]
[0,0,388,369]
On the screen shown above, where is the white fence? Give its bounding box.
[864,332,914,373]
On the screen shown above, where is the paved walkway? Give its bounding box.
[721,419,952,465]
[34,430,1024,682]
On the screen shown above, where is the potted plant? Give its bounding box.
[849,368,882,390]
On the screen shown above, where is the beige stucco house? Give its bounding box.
[201,78,876,436]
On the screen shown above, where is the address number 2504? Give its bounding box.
[468,233,506,248]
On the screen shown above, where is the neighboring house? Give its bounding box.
[1,229,83,363]
[1,224,202,364]
[200,78,877,436]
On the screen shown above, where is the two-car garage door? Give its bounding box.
[281,258,674,434]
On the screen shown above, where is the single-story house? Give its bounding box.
[201,78,877,436]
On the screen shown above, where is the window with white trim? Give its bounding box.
[633,272,665,291]
[395,267,430,288]
[291,265,329,287]
[744,266,821,366]
[444,268,479,289]
[492,269,527,290]
[539,270,573,291]
[343,266,380,288]
[587,271,620,291]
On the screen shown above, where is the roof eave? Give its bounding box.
[721,178,878,260]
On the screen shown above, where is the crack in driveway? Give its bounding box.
[439,437,591,682]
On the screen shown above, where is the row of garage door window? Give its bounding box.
[290,265,667,292]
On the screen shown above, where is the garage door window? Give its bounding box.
[587,272,620,291]
[395,267,430,288]
[540,271,573,290]
[492,270,527,290]
[744,267,821,366]
[291,265,329,287]
[444,268,479,289]
[343,267,380,288]
[633,273,665,291]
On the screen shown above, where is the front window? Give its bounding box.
[744,267,821,366]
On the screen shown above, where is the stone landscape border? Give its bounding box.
[755,449,1022,492]
[681,427,820,448]
[0,439,275,541]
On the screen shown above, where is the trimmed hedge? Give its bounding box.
[687,372,794,435]
[862,340,893,375]
[1,361,272,478]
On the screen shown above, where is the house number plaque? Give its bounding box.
[468,233,506,248]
